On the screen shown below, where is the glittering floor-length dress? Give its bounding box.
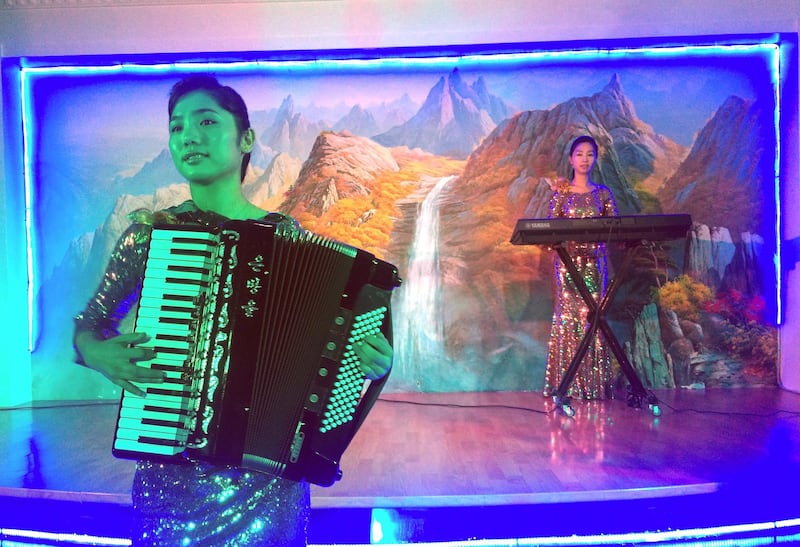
[543,185,618,400]
[74,201,310,546]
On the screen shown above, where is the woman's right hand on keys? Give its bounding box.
[74,331,164,397]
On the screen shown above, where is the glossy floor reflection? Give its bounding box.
[1,387,799,544]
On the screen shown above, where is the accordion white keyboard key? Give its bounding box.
[113,227,219,458]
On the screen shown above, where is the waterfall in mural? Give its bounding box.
[392,176,455,390]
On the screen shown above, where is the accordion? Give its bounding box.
[112,219,401,486]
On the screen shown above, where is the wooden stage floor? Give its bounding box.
[2,387,800,544]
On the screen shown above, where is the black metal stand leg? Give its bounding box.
[552,311,600,417]
[551,243,661,416]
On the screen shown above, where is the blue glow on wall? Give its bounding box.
[2,32,791,402]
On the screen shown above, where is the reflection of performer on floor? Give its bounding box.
[544,135,618,401]
[72,75,393,546]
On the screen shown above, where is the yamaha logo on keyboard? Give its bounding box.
[523,221,552,229]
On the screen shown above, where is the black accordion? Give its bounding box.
[112,219,401,486]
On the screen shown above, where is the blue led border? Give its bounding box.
[3,516,800,546]
[16,35,787,349]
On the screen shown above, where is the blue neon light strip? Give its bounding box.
[4,515,800,546]
[19,42,777,76]
[19,65,37,351]
[365,510,800,546]
[771,43,783,323]
[1,527,131,545]
[17,38,785,347]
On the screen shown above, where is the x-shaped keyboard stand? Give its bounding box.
[551,241,661,417]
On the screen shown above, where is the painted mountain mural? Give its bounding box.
[34,70,777,401]
[660,95,771,234]
[373,68,516,158]
[379,74,696,391]
[259,95,331,162]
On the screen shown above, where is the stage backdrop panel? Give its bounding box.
[20,40,781,400]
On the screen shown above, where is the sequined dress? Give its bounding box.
[74,200,310,546]
[544,184,618,400]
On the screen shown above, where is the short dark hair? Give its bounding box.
[168,75,252,182]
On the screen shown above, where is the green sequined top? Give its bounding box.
[74,200,309,546]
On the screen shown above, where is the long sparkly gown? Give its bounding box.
[74,201,310,546]
[544,183,618,400]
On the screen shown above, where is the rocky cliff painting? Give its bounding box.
[28,49,779,400]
